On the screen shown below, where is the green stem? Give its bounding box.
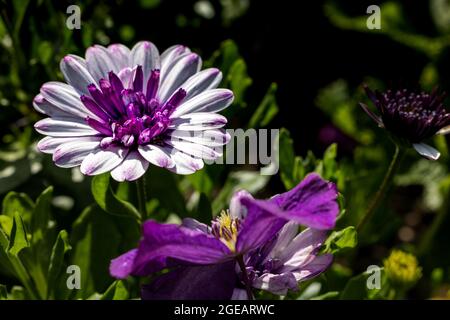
[136,176,148,220]
[237,255,254,300]
[357,144,404,232]
[417,188,450,256]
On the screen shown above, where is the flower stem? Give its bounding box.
[136,176,149,220]
[417,188,450,256]
[237,255,254,300]
[357,144,404,232]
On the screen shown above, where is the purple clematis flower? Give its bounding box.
[110,173,338,299]
[360,85,450,160]
[34,41,233,181]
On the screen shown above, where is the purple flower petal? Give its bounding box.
[292,254,333,282]
[271,173,339,230]
[110,249,138,279]
[141,261,236,300]
[252,272,299,295]
[278,228,327,272]
[236,198,287,254]
[130,220,231,276]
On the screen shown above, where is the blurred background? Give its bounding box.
[1,0,450,300]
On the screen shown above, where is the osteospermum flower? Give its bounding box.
[360,85,450,160]
[109,173,338,300]
[34,42,234,181]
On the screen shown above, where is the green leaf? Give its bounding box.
[31,186,53,246]
[0,215,12,236]
[278,128,297,190]
[146,167,187,218]
[2,191,34,226]
[47,230,71,299]
[310,291,340,300]
[91,173,141,221]
[69,204,139,299]
[212,171,270,214]
[7,212,29,256]
[323,226,358,255]
[100,280,129,300]
[340,268,386,300]
[323,143,338,179]
[192,192,213,224]
[227,59,252,106]
[0,227,8,252]
[0,157,33,195]
[248,83,279,128]
[0,284,7,300]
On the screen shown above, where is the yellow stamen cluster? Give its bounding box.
[213,210,239,251]
[384,249,422,287]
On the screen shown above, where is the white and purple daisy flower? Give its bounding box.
[34,41,234,181]
[360,85,450,160]
[109,173,338,300]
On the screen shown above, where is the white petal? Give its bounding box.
[265,221,298,259]
[160,44,191,76]
[413,143,441,160]
[86,45,117,81]
[170,112,227,131]
[37,136,81,154]
[53,137,102,168]
[60,55,97,96]
[138,144,175,168]
[33,94,77,119]
[40,82,97,119]
[107,44,131,70]
[179,68,222,101]
[279,228,327,272]
[168,129,231,147]
[110,151,149,182]
[167,150,204,175]
[171,89,233,118]
[130,41,160,88]
[165,140,221,160]
[158,53,202,102]
[34,118,98,137]
[229,190,253,219]
[437,125,450,135]
[118,67,134,89]
[80,146,128,176]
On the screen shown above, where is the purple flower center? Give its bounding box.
[81,66,186,149]
[367,87,450,143]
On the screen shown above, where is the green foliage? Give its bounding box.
[91,173,141,221]
[323,226,358,255]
